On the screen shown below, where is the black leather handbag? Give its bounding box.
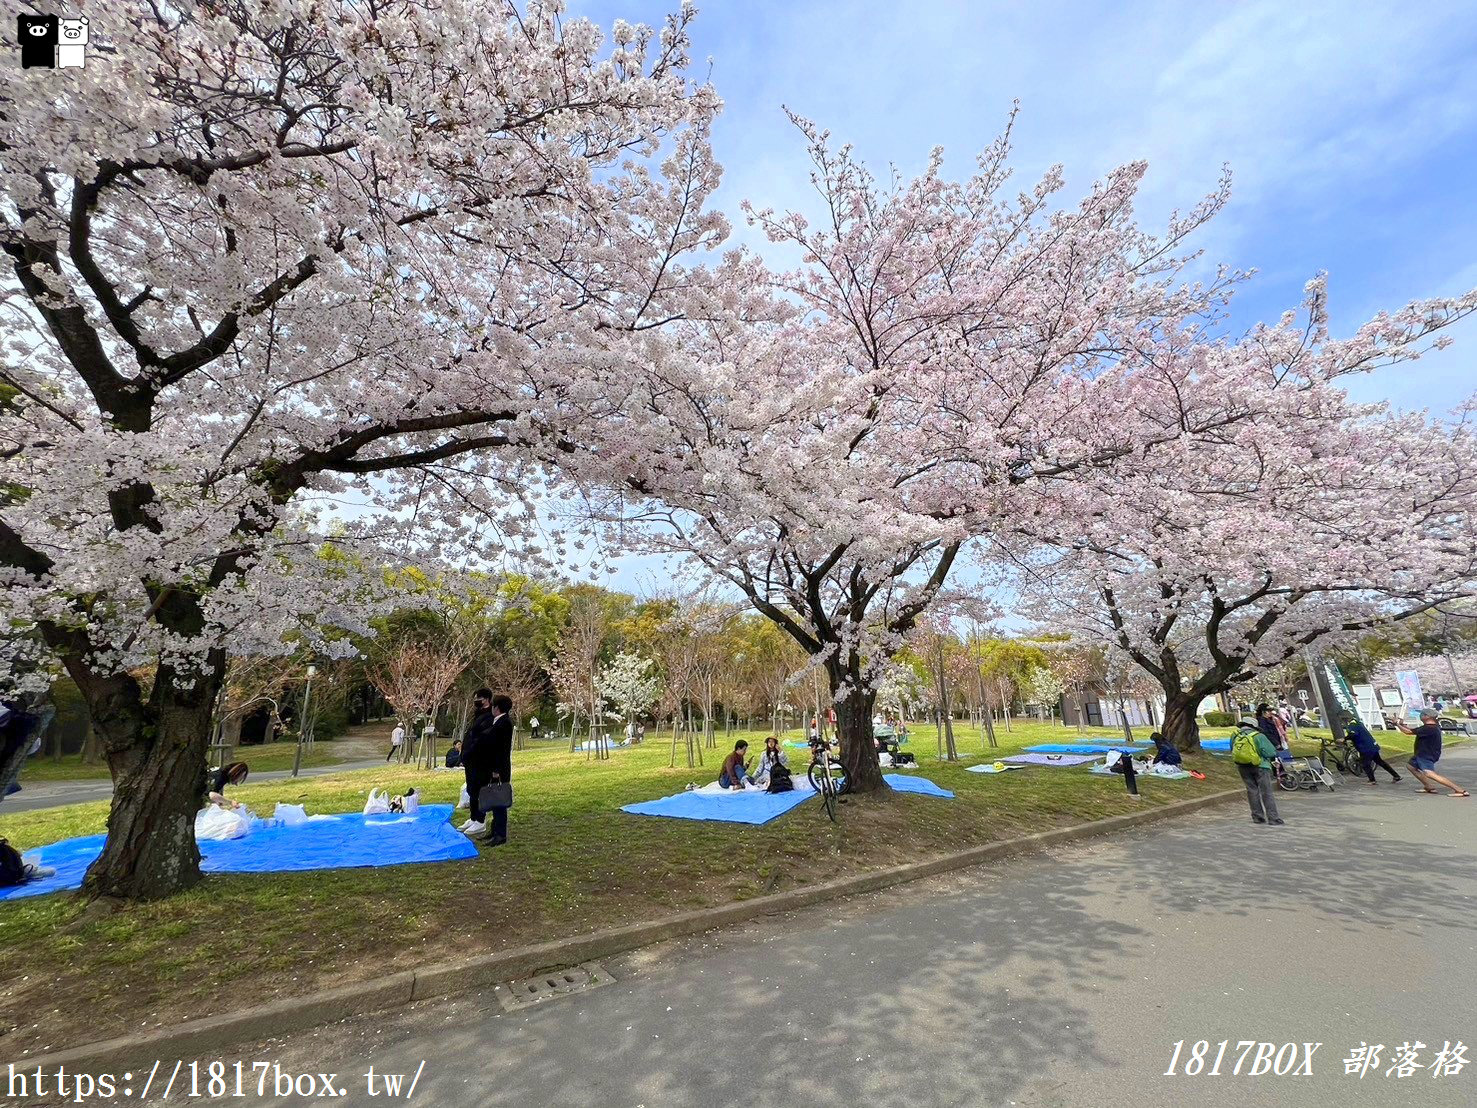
[477,781,514,810]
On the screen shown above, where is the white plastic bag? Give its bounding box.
[363,788,391,815]
[458,784,470,810]
[274,802,308,826]
[401,788,421,815]
[195,804,251,841]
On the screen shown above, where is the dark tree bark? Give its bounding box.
[828,652,883,793]
[70,653,224,900]
[1117,697,1135,743]
[1160,691,1203,752]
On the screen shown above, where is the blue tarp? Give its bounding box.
[621,774,955,825]
[1201,737,1231,751]
[883,773,954,797]
[1025,743,1150,755]
[621,788,815,825]
[0,804,477,902]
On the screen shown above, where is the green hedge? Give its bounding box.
[1202,710,1234,727]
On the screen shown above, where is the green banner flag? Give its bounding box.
[1323,660,1361,720]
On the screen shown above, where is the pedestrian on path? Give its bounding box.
[1342,713,1400,785]
[1255,703,1286,750]
[1396,710,1469,797]
[1232,717,1284,825]
[387,722,405,762]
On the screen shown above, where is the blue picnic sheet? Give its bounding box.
[1025,743,1150,755]
[1003,752,1101,766]
[622,786,815,825]
[883,773,953,797]
[622,774,955,825]
[0,804,477,902]
[1200,737,1231,751]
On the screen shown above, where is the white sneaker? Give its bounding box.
[458,818,474,831]
[462,821,486,836]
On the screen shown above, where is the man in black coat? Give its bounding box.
[459,688,497,837]
[484,694,514,844]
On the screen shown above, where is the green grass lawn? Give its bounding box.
[14,740,351,783]
[0,716,1423,1056]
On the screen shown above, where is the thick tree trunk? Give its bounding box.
[81,665,222,900]
[828,654,883,794]
[1161,692,1203,752]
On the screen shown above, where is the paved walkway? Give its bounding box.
[240,746,1476,1107]
[2,759,388,813]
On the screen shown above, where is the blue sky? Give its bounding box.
[577,0,1477,412]
[565,0,1477,593]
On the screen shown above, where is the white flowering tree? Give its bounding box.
[582,110,1263,793]
[1026,669,1065,722]
[1016,327,1477,750]
[0,0,721,899]
[1373,654,1477,699]
[596,652,662,737]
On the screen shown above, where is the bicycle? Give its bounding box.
[807,737,846,823]
[1319,735,1363,777]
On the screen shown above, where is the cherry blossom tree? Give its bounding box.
[1026,668,1065,722]
[584,112,1240,792]
[596,652,662,736]
[0,0,721,898]
[1373,654,1477,699]
[1014,292,1477,749]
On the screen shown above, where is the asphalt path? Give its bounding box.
[1,759,387,813]
[184,747,1477,1105]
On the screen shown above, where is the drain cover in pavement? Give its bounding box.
[496,962,616,1011]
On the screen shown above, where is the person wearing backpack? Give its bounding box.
[753,736,793,792]
[1231,717,1284,825]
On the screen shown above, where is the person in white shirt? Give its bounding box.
[752,736,790,788]
[387,722,405,762]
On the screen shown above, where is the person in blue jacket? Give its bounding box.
[1341,714,1400,785]
[1148,731,1182,766]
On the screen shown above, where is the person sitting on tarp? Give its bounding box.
[444,738,463,769]
[207,761,250,809]
[719,740,752,789]
[752,736,789,789]
[1148,731,1182,767]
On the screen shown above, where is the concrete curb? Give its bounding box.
[17,787,1241,1071]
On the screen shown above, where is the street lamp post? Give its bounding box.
[292,664,317,779]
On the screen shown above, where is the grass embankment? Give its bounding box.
[0,719,1416,1056]
[16,741,349,783]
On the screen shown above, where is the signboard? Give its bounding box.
[1394,670,1425,710]
[1351,684,1385,730]
[1378,687,1404,708]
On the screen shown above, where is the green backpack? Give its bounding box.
[1231,727,1262,766]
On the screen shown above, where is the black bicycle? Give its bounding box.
[807,737,845,823]
[1320,735,1363,777]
